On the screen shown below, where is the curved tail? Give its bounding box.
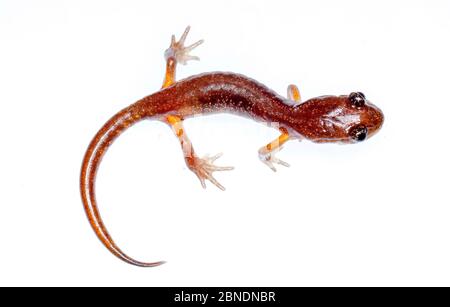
[80,103,165,267]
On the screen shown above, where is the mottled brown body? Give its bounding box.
[80,27,384,267]
[137,73,383,141]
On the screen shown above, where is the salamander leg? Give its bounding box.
[287,84,301,103]
[162,26,204,88]
[166,115,233,190]
[258,127,291,172]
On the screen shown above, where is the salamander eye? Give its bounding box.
[349,92,366,108]
[349,125,368,142]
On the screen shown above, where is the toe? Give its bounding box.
[273,158,290,168]
[179,26,191,44]
[186,39,204,51]
[206,174,226,191]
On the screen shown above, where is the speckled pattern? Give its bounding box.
[135,72,383,141]
[81,71,384,267]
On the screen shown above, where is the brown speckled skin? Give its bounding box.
[80,72,384,267]
[138,72,383,141]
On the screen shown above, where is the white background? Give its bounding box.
[1,0,449,286]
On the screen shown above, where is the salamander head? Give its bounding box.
[293,92,384,143]
[342,92,384,143]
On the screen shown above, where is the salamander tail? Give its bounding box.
[80,104,165,267]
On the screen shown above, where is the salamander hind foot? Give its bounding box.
[187,153,234,191]
[164,26,204,65]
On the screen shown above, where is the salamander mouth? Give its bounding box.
[365,104,384,137]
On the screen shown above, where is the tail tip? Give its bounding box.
[134,260,166,268]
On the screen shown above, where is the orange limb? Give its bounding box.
[162,58,177,89]
[166,115,233,190]
[161,26,203,89]
[258,127,291,172]
[287,84,302,105]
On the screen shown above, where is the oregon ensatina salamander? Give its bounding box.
[80,27,384,267]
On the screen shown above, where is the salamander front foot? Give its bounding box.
[187,153,234,191]
[258,127,291,172]
[164,26,204,65]
[258,150,290,172]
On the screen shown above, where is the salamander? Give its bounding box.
[80,26,384,267]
